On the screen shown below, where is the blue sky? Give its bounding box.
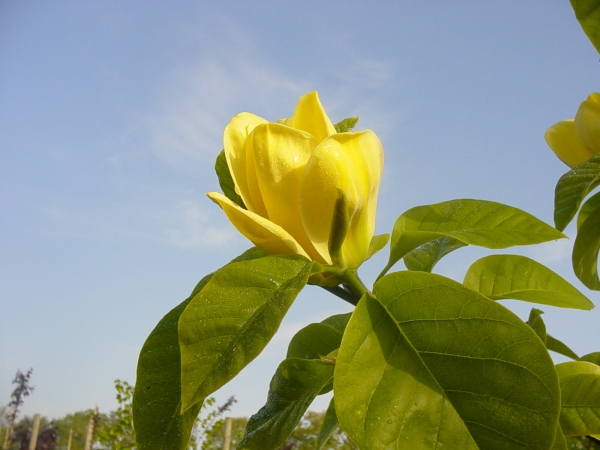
[1,1,599,420]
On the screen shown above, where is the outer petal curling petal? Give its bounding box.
[207,192,308,258]
[299,131,383,269]
[223,112,268,211]
[575,93,600,152]
[545,119,596,168]
[252,123,329,264]
[289,92,336,142]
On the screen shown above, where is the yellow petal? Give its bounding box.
[223,112,268,213]
[251,123,329,264]
[299,131,384,269]
[545,119,596,168]
[289,92,336,142]
[575,93,600,153]
[207,192,308,258]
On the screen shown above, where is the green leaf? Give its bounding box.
[333,116,359,133]
[335,271,560,450]
[382,199,565,278]
[179,254,312,412]
[554,155,600,231]
[463,254,594,310]
[577,192,600,229]
[215,149,245,208]
[556,361,600,436]
[286,324,343,361]
[546,334,580,360]
[132,277,210,450]
[365,233,390,261]
[132,247,266,450]
[320,312,351,333]
[403,236,467,272]
[527,308,547,344]
[570,0,600,54]
[581,352,600,366]
[238,358,334,450]
[316,398,339,450]
[573,204,600,290]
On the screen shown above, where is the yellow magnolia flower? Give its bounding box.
[545,93,600,167]
[207,92,384,270]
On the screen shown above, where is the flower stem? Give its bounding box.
[320,285,359,306]
[341,269,369,299]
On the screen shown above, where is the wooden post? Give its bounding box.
[28,414,41,450]
[222,417,232,450]
[84,406,98,450]
[67,429,73,450]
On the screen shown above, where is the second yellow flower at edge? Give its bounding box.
[207,92,384,271]
[545,93,600,168]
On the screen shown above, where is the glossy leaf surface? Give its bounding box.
[335,271,560,450]
[383,199,564,277]
[403,236,467,272]
[573,205,600,290]
[133,247,267,449]
[554,155,600,231]
[556,361,600,436]
[133,277,210,450]
[238,358,334,450]
[179,254,312,412]
[463,254,594,309]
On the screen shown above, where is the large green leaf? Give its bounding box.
[463,254,594,310]
[381,199,564,277]
[546,334,580,360]
[132,247,267,450]
[403,236,467,272]
[179,254,312,412]
[132,276,210,450]
[316,398,339,450]
[571,0,600,54]
[215,149,245,208]
[554,155,600,231]
[573,205,600,290]
[334,271,560,450]
[577,192,600,229]
[238,358,334,450]
[556,361,600,436]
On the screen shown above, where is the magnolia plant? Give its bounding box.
[131,3,600,449]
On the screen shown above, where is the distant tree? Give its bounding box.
[53,410,105,450]
[9,416,58,450]
[94,380,235,449]
[96,380,135,450]
[3,368,34,450]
